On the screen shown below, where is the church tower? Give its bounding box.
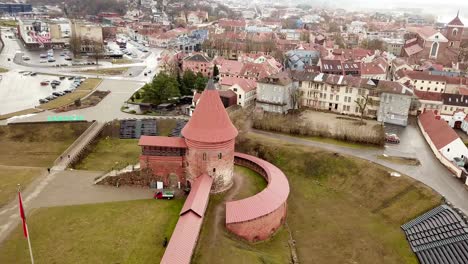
[182,80,238,193]
[445,11,464,49]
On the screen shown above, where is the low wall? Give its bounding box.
[417,119,462,178]
[226,153,289,242]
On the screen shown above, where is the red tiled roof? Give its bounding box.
[161,174,213,264]
[220,76,257,92]
[414,90,443,101]
[459,87,468,95]
[404,70,447,82]
[180,173,213,217]
[404,44,423,56]
[419,111,459,149]
[138,136,187,148]
[226,152,289,224]
[182,81,238,143]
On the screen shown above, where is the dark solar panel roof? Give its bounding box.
[120,119,157,139]
[401,205,468,264]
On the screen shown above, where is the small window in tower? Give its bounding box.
[218,153,222,159]
[213,168,216,173]
[203,153,207,160]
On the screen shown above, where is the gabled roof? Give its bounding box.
[419,111,459,149]
[448,14,464,26]
[180,173,213,217]
[138,136,187,148]
[182,80,238,143]
[184,53,211,62]
[414,90,443,102]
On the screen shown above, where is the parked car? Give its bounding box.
[48,58,56,62]
[39,54,47,58]
[68,76,75,80]
[57,91,66,96]
[51,84,57,89]
[59,76,66,80]
[46,95,56,100]
[63,89,72,93]
[51,80,61,85]
[39,99,49,104]
[385,133,400,144]
[154,191,174,200]
[40,80,49,86]
[22,55,30,61]
[39,59,47,63]
[64,56,72,61]
[52,92,62,96]
[30,72,37,76]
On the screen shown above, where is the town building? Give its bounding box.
[182,53,214,77]
[70,21,103,52]
[256,72,296,114]
[220,77,257,108]
[285,48,320,71]
[0,3,32,14]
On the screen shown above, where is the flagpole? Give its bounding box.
[18,184,34,264]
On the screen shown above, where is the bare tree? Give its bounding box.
[355,94,373,124]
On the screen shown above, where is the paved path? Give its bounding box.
[252,127,468,215]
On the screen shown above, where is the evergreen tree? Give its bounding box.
[181,70,197,95]
[194,72,208,92]
[141,72,180,105]
[213,64,219,78]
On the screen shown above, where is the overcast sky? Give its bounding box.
[298,0,468,22]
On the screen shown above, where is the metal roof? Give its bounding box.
[138,136,187,148]
[401,205,468,264]
[226,152,289,224]
[180,173,213,217]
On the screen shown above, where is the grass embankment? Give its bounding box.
[0,108,42,120]
[74,138,140,171]
[38,78,102,110]
[157,119,177,136]
[0,165,44,207]
[193,166,290,263]
[0,123,90,167]
[81,67,130,76]
[112,59,133,64]
[0,199,184,264]
[0,20,17,27]
[378,155,421,166]
[194,134,442,264]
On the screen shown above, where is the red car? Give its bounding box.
[154,191,174,200]
[385,133,400,144]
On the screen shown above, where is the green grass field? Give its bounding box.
[0,108,42,120]
[0,165,44,207]
[0,123,91,167]
[81,67,129,76]
[74,137,141,171]
[0,199,184,264]
[231,134,442,264]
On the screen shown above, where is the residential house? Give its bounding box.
[256,72,296,114]
[361,57,389,80]
[182,53,214,77]
[220,77,257,108]
[377,81,414,126]
[413,90,443,114]
[441,94,468,115]
[285,48,320,71]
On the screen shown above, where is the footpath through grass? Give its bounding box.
[0,165,44,207]
[193,166,289,264]
[209,134,442,264]
[0,199,184,264]
[74,137,141,171]
[38,78,102,110]
[0,122,90,167]
[0,108,42,120]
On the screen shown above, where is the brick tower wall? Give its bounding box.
[140,155,186,186]
[185,139,235,193]
[226,202,287,242]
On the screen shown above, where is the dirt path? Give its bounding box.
[209,172,244,245]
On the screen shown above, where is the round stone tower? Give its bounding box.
[182,80,238,193]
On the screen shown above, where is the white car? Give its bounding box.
[39,59,47,63]
[22,55,30,61]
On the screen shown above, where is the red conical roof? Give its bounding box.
[182,81,238,143]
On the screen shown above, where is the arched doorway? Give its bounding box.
[455,121,462,129]
[168,173,178,188]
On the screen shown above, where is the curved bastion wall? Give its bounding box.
[226,152,290,242]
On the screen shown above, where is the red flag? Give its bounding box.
[18,192,28,238]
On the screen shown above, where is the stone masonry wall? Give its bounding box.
[140,155,186,187]
[185,140,235,193]
[226,203,287,242]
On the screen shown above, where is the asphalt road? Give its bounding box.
[252,123,468,215]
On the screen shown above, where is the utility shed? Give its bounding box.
[401,205,468,264]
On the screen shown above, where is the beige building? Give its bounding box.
[71,21,103,52]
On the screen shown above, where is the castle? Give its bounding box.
[139,80,290,263]
[139,80,238,193]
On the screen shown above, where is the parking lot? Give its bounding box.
[0,71,82,115]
